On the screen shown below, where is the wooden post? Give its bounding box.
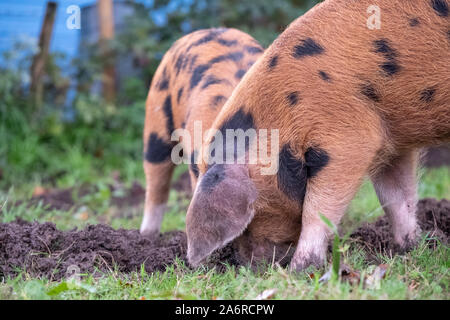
[30,1,58,110]
[97,0,116,102]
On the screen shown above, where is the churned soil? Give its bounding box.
[1,199,448,280]
[0,221,187,281]
[350,198,449,258]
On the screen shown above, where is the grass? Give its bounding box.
[1,243,448,300]
[0,156,449,299]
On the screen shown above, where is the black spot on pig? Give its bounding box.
[210,51,244,64]
[145,133,172,164]
[175,54,188,76]
[157,68,170,91]
[360,82,381,102]
[319,71,331,82]
[235,69,246,79]
[200,164,226,193]
[219,108,255,134]
[381,61,400,76]
[245,45,264,55]
[374,39,401,76]
[431,0,448,17]
[217,38,238,47]
[293,38,324,59]
[163,95,175,136]
[287,92,300,106]
[374,39,395,56]
[190,64,211,89]
[305,147,330,178]
[188,55,199,72]
[269,56,279,69]
[190,52,244,90]
[187,28,227,52]
[409,18,420,27]
[177,87,184,104]
[277,145,307,206]
[214,108,256,163]
[211,95,227,108]
[202,75,225,89]
[420,87,436,103]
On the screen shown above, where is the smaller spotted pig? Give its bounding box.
[185,0,450,271]
[141,28,264,236]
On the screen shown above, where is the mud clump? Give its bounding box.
[1,199,448,280]
[0,222,187,281]
[350,198,449,258]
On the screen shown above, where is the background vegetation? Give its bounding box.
[0,0,321,193]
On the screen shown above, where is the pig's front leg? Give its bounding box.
[290,178,363,271]
[290,131,380,272]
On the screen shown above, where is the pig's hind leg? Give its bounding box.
[140,138,175,237]
[370,150,420,252]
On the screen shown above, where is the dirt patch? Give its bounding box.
[0,221,187,281]
[1,199,448,280]
[110,182,146,208]
[20,172,193,213]
[20,182,146,212]
[28,188,80,212]
[350,198,449,260]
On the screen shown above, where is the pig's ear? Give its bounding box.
[186,164,258,267]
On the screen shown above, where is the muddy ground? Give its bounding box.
[350,198,449,261]
[1,198,448,281]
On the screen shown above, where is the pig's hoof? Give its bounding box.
[392,228,421,254]
[289,253,324,273]
[392,234,419,254]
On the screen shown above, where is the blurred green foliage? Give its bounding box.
[0,0,321,189]
[0,40,145,189]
